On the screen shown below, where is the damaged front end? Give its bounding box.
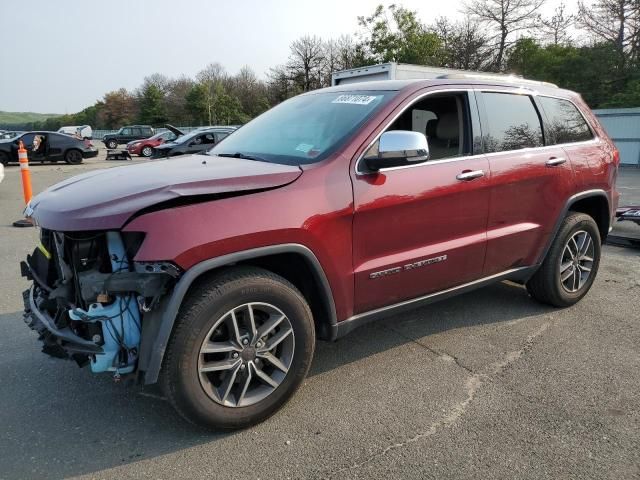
[21,228,179,379]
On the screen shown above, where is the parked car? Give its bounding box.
[58,125,93,140]
[0,131,97,165]
[103,125,154,149]
[126,125,184,157]
[21,74,619,430]
[151,126,236,158]
[0,130,23,140]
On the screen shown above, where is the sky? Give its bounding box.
[0,0,576,114]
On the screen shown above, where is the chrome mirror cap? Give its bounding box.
[378,130,429,162]
[363,130,430,172]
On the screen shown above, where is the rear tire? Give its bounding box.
[106,139,118,149]
[527,212,601,307]
[160,267,315,429]
[64,149,83,165]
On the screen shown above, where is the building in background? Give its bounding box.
[594,108,640,167]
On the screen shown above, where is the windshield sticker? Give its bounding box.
[295,143,314,153]
[332,94,378,105]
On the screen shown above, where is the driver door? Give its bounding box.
[351,89,491,314]
[14,133,46,162]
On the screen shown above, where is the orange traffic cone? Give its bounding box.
[13,140,34,228]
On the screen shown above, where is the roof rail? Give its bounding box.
[437,71,558,88]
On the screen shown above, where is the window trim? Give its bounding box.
[536,94,596,146]
[355,88,481,175]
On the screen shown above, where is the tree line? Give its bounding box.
[7,0,640,131]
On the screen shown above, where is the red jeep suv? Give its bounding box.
[21,76,619,429]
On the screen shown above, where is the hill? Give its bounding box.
[0,111,61,125]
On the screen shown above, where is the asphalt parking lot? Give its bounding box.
[0,153,639,479]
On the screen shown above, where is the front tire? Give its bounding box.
[160,267,315,429]
[141,146,153,157]
[527,212,601,307]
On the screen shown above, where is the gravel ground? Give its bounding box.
[0,154,638,480]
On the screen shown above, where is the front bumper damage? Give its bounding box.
[21,229,180,378]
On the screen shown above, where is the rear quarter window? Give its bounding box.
[481,92,543,152]
[538,96,594,144]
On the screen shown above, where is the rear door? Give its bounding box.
[477,89,576,276]
[351,88,490,314]
[46,133,64,160]
[535,95,603,189]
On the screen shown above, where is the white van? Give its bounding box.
[57,125,93,140]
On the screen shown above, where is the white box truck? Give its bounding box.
[331,62,555,88]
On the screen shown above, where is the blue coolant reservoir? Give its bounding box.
[68,232,141,374]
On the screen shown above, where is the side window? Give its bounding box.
[481,92,543,152]
[202,133,216,144]
[121,128,132,136]
[131,128,142,136]
[365,92,473,161]
[538,96,593,144]
[142,128,153,136]
[215,132,230,142]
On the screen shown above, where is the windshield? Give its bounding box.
[209,90,395,165]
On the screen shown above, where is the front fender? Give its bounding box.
[138,243,337,385]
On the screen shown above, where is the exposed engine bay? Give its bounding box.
[21,229,179,378]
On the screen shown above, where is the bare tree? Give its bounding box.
[578,0,640,67]
[196,63,227,125]
[465,0,547,70]
[287,35,326,91]
[540,2,575,45]
[432,16,491,70]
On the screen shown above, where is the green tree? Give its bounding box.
[185,83,208,125]
[138,84,167,125]
[357,4,444,66]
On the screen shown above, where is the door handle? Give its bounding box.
[546,157,566,166]
[456,170,485,181]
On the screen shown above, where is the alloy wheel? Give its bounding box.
[198,302,295,407]
[559,230,595,293]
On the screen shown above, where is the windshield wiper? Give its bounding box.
[215,152,267,162]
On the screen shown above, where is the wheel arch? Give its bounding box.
[138,244,337,385]
[536,189,610,266]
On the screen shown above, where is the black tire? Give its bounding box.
[160,267,315,429]
[64,149,83,165]
[527,212,601,307]
[106,139,118,149]
[0,152,8,166]
[141,146,153,157]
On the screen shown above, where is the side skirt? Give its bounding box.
[332,265,539,339]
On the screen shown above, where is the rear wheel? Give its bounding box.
[160,267,315,429]
[106,139,118,149]
[64,149,83,165]
[527,212,601,307]
[141,146,153,157]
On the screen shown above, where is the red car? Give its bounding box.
[22,75,619,429]
[126,125,184,157]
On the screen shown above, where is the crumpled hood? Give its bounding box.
[29,155,302,231]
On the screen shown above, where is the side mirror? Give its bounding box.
[364,130,429,172]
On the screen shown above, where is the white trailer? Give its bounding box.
[331,62,556,88]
